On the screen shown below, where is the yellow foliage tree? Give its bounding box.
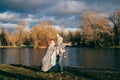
[30,22,57,48]
[81,11,113,47]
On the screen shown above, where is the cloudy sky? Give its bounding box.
[0,0,120,31]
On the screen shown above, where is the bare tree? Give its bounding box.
[109,9,120,45]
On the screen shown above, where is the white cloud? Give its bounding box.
[0,12,19,21]
[0,0,120,30]
[0,22,17,29]
[99,13,109,18]
[0,12,40,23]
[51,16,79,28]
[44,1,88,16]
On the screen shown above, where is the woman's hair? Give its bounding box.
[48,39,55,45]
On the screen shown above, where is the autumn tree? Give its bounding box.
[4,23,27,47]
[23,31,33,46]
[7,33,17,47]
[109,9,120,45]
[30,22,57,48]
[81,11,112,47]
[4,29,10,46]
[4,29,17,47]
[15,23,27,46]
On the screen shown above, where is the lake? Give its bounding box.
[0,48,120,69]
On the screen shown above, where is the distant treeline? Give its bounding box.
[0,9,120,48]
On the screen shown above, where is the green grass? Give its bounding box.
[0,45,34,48]
[1,45,120,49]
[0,64,120,80]
[104,46,120,48]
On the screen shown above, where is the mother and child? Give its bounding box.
[41,34,72,73]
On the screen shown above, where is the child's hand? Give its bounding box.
[64,55,67,58]
[67,42,72,46]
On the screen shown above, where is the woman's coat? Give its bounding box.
[41,46,56,72]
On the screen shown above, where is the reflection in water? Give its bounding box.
[0,48,6,64]
[81,48,115,68]
[114,49,120,68]
[63,48,81,66]
[0,48,120,69]
[63,48,120,69]
[0,48,46,65]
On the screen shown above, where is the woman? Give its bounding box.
[41,39,56,72]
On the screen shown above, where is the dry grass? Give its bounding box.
[0,64,120,80]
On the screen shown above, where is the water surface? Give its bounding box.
[0,48,120,69]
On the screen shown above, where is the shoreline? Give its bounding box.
[0,64,120,80]
[0,46,47,48]
[1,46,120,48]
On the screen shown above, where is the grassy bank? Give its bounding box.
[0,64,120,80]
[1,45,120,49]
[0,45,46,48]
[0,46,31,48]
